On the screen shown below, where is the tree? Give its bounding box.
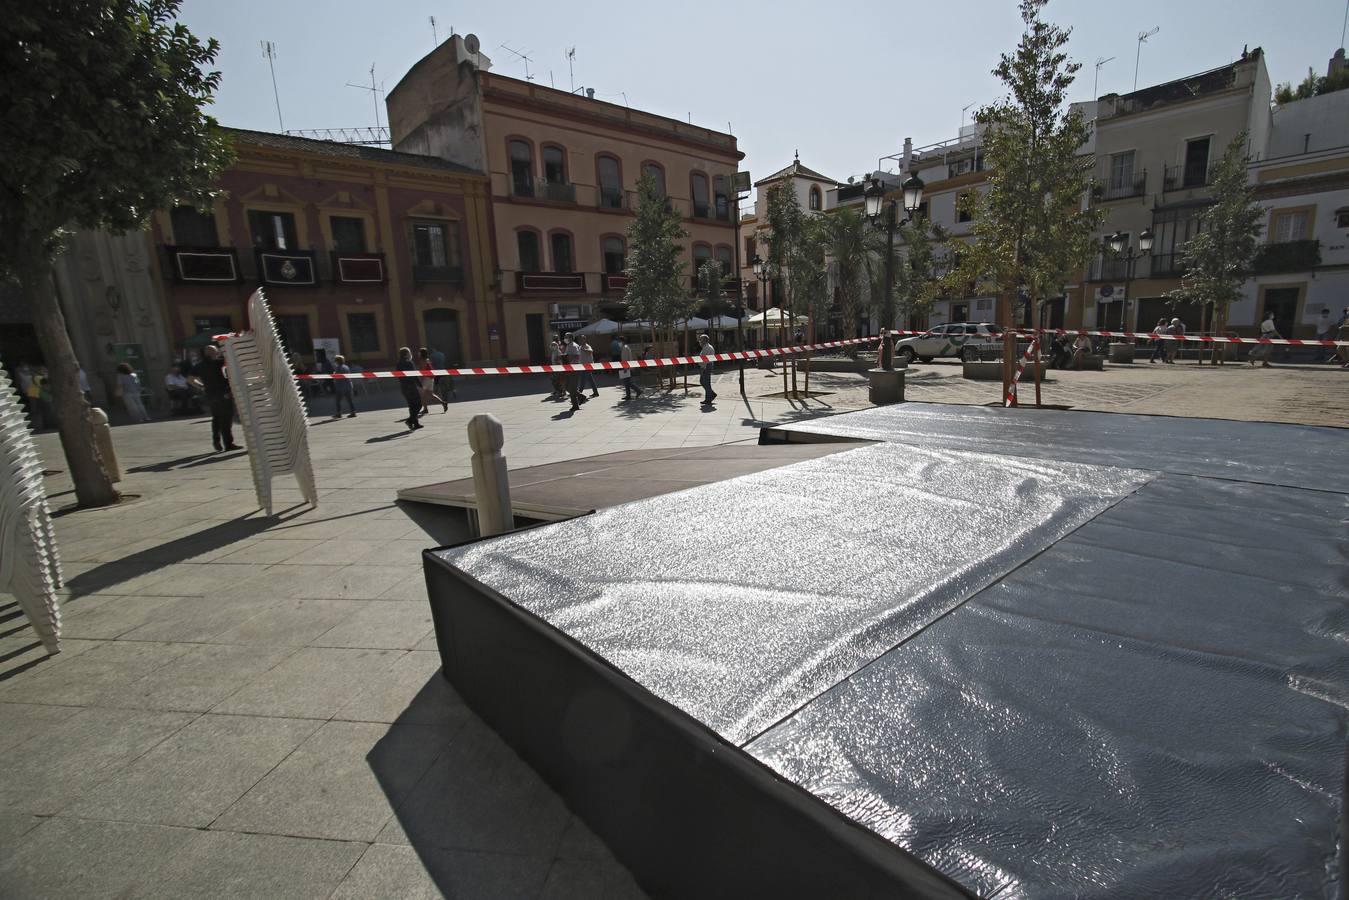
[1273,66,1348,105]
[894,214,950,328]
[944,0,1103,401]
[790,216,832,392]
[1165,132,1263,364]
[625,172,691,387]
[761,182,808,392]
[823,207,874,357]
[1,0,232,507]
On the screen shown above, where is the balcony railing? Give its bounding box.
[1086,257,1131,282]
[257,249,319,287]
[602,273,631,293]
[511,174,534,198]
[412,263,464,284]
[166,246,241,284]
[333,251,386,284]
[597,187,628,210]
[1093,171,1148,201]
[538,181,577,203]
[1164,164,1216,192]
[514,271,586,293]
[1150,252,1187,277]
[1253,239,1321,274]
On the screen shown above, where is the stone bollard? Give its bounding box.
[867,366,906,405]
[87,408,122,483]
[468,414,512,537]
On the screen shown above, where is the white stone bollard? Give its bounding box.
[87,407,122,482]
[468,414,512,537]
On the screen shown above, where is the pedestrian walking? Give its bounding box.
[697,332,717,406]
[417,347,447,414]
[429,346,456,400]
[1165,318,1184,363]
[1149,318,1169,363]
[548,338,565,400]
[331,354,356,418]
[562,333,586,411]
[618,336,643,401]
[1314,308,1333,362]
[608,335,622,364]
[577,337,599,397]
[397,347,424,430]
[193,345,239,451]
[1250,310,1279,368]
[115,363,150,422]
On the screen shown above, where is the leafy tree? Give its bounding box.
[697,258,726,326]
[823,207,875,357]
[945,0,1103,398]
[625,171,691,385]
[761,182,808,390]
[0,0,232,507]
[790,216,832,391]
[894,214,950,328]
[1165,132,1263,364]
[1273,66,1348,104]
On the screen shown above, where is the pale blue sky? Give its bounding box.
[180,0,1348,184]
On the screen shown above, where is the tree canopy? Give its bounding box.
[624,171,691,331]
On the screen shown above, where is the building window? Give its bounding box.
[517,230,540,272]
[412,220,460,269]
[550,232,573,273]
[714,245,733,276]
[691,173,711,218]
[509,139,533,197]
[1109,151,1135,190]
[274,314,312,356]
[1183,137,1211,188]
[347,312,380,353]
[248,210,297,251]
[1272,209,1309,243]
[597,155,623,208]
[542,145,567,184]
[330,216,366,252]
[642,162,666,198]
[692,243,712,273]
[170,206,219,247]
[956,192,973,224]
[602,236,626,274]
[714,176,730,220]
[809,186,822,210]
[744,235,756,260]
[1336,208,1349,228]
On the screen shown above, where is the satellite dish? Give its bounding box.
[464,34,481,55]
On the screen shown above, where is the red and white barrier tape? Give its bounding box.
[1015,327,1348,347]
[1005,337,1039,407]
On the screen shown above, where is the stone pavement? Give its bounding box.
[0,362,1342,899]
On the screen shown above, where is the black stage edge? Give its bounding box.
[423,548,972,900]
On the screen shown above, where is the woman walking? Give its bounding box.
[417,347,447,414]
[115,363,150,422]
[397,348,424,430]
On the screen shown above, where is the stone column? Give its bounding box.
[468,414,512,536]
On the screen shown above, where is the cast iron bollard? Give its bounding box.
[468,414,512,536]
[87,407,122,482]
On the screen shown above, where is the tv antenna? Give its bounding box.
[1134,28,1159,91]
[960,101,976,131]
[1093,56,1115,98]
[497,42,534,81]
[429,16,438,48]
[346,63,385,133]
[566,47,576,93]
[260,41,284,131]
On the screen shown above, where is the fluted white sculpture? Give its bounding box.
[0,360,62,654]
[224,289,317,516]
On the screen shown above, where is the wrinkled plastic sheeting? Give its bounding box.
[768,403,1349,494]
[438,441,1149,744]
[746,474,1349,899]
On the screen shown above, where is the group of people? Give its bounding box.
[395,346,457,430]
[1148,318,1187,364]
[544,331,719,411]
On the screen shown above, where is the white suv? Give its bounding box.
[895,322,1004,363]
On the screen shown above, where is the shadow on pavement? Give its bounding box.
[125,452,219,473]
[395,500,476,547]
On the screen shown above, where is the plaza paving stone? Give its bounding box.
[0,365,1343,898]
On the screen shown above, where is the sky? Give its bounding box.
[179,0,1349,185]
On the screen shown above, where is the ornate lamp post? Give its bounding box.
[751,253,773,359]
[1107,227,1153,335]
[864,172,925,370]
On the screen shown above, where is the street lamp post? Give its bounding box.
[751,253,772,366]
[1107,227,1153,339]
[864,172,925,370]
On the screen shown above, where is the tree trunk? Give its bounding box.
[20,258,120,508]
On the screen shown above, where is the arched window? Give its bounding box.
[542,144,567,185]
[809,185,822,210]
[508,140,533,197]
[550,231,573,273]
[690,172,710,218]
[517,230,540,272]
[692,242,712,273]
[597,155,623,209]
[641,161,666,198]
[714,245,733,276]
[713,176,730,221]
[602,236,626,274]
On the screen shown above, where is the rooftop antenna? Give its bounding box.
[429,16,438,48]
[960,101,976,132]
[1093,56,1115,98]
[1134,27,1159,91]
[566,47,576,93]
[1341,0,1347,49]
[260,41,284,131]
[346,63,384,134]
[497,42,534,81]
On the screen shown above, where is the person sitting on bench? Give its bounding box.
[164,366,196,413]
[1070,334,1093,370]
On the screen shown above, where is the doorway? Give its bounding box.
[951,303,969,323]
[422,309,461,365]
[1039,298,1065,330]
[526,314,546,364]
[1261,287,1301,339]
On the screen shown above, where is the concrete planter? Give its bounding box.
[1108,342,1135,363]
[867,367,906,404]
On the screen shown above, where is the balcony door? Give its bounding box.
[423,308,462,366]
[1183,137,1211,188]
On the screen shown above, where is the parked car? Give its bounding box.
[895,322,1004,362]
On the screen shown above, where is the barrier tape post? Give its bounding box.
[1005,337,1038,408]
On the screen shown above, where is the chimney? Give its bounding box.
[585,87,595,99]
[1330,48,1346,78]
[902,137,913,173]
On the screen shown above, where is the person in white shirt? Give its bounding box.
[577,337,599,398]
[1251,310,1278,368]
[116,363,149,422]
[563,333,586,411]
[697,332,717,405]
[618,336,643,401]
[1070,334,1093,370]
[164,365,193,412]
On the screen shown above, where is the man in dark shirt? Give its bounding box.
[193,345,240,452]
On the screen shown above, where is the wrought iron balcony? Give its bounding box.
[515,271,586,293]
[1086,257,1131,282]
[597,188,628,210]
[602,273,631,293]
[1164,164,1216,192]
[538,181,577,203]
[1253,239,1321,274]
[332,251,386,284]
[1093,171,1148,201]
[1149,252,1187,277]
[166,246,241,284]
[256,249,318,287]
